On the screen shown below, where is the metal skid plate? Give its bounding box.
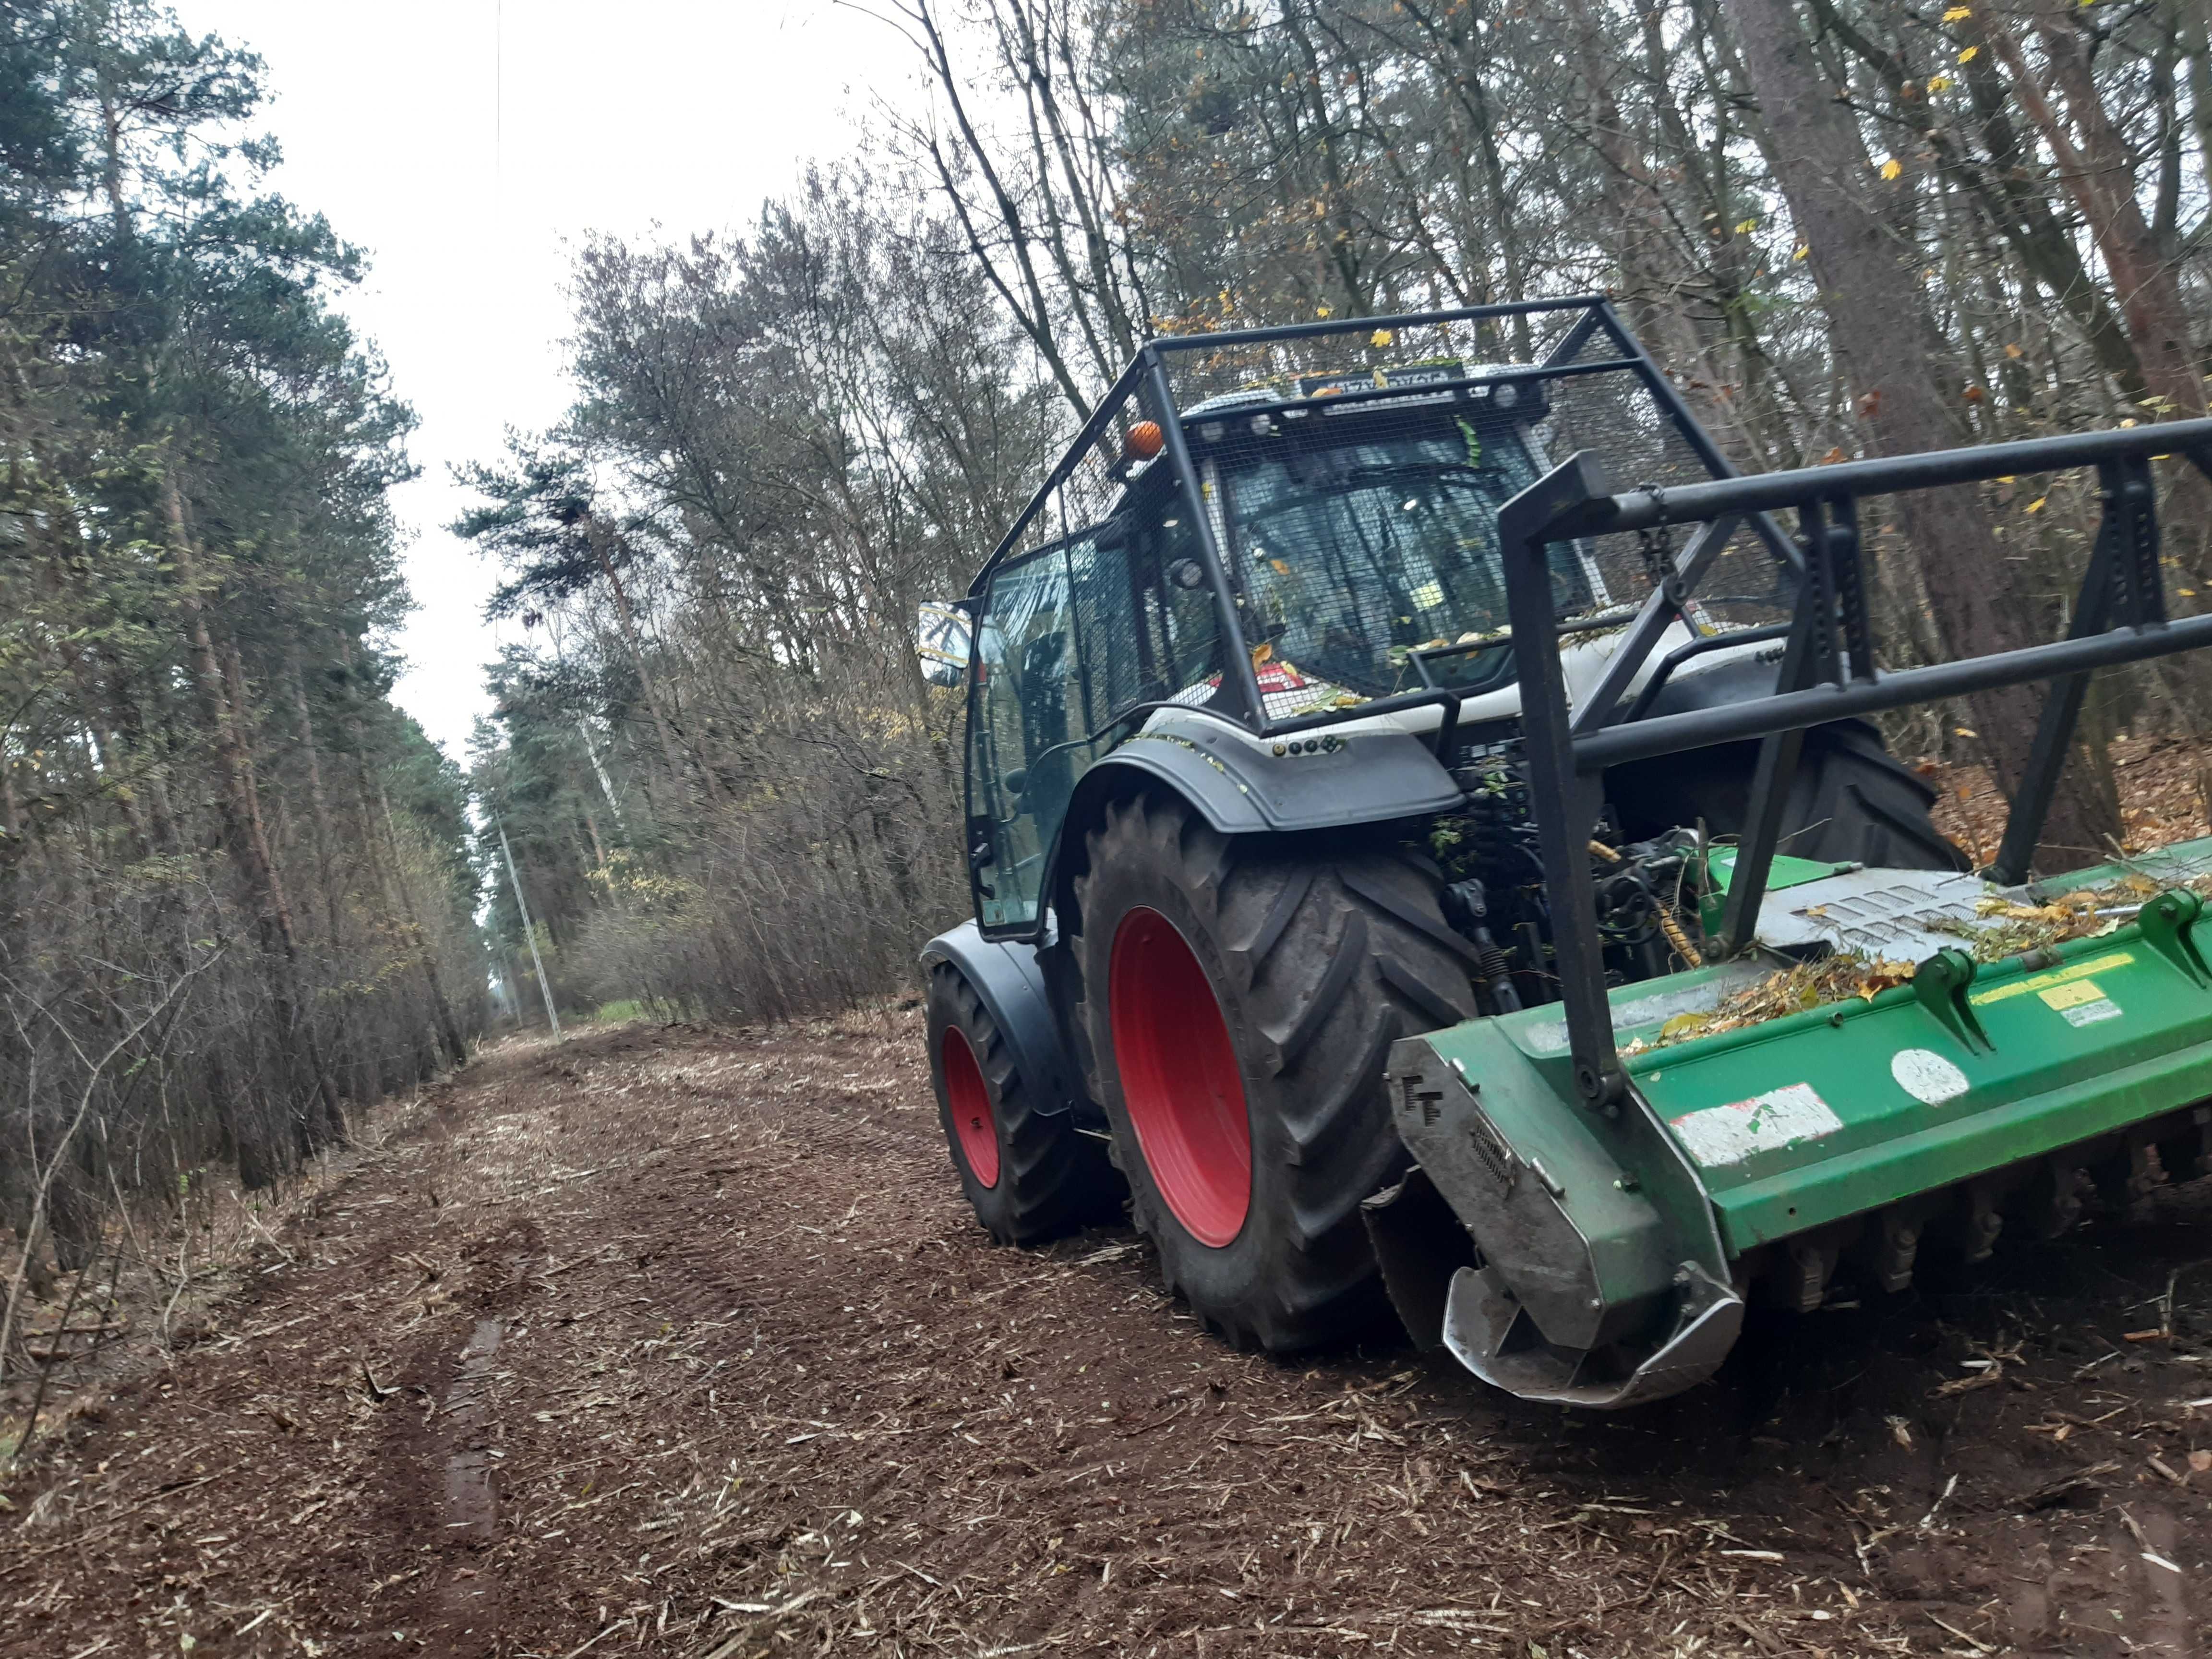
[1749,836,2212,962]
[1750,866,1986,961]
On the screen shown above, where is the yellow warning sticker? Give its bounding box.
[2039,979,2107,1011]
[1971,951,2134,1007]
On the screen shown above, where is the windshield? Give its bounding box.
[1214,413,1598,705]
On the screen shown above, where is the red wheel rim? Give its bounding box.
[940,1027,999,1188]
[1108,906,1251,1247]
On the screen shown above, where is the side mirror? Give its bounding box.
[916,601,972,687]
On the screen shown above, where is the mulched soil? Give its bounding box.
[9,1006,2212,1659]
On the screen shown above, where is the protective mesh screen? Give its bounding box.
[1156,310,1589,411]
[1534,323,1789,628]
[1181,377,1582,722]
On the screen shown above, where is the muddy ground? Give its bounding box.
[6,1009,2212,1659]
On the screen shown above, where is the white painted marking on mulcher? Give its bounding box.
[1891,1048,1970,1105]
[1670,1083,1842,1168]
[2060,997,2122,1027]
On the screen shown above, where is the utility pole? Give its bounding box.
[497,819,561,1037]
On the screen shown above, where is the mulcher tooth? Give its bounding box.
[2094,1132,2173,1215]
[1773,1236,1839,1313]
[1857,1202,1933,1294]
[2032,1159,2090,1239]
[1936,1178,2006,1265]
[2155,1105,2212,1184]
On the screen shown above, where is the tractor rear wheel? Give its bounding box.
[1610,719,1966,871]
[1072,791,1477,1352]
[926,963,1117,1245]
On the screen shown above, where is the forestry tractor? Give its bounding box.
[916,299,2212,1406]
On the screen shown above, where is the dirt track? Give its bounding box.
[8,1012,2212,1658]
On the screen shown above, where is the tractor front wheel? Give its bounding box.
[1073,791,1476,1352]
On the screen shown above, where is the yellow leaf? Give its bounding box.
[1793,243,1810,261]
[2120,417,2138,427]
[1996,474,2015,482]
[1959,44,1980,60]
[1927,73,1954,91]
[1316,304,1333,318]
[1370,327,1394,348]
[1270,558,1290,575]
[1250,641,1273,666]
[1659,1011,1712,1039]
[1734,217,1758,234]
[1954,726,1978,737]
[2004,342,2023,358]
[2026,495,2047,512]
[2181,587,2198,597]
[1943,4,1971,17]
[1880,158,1904,180]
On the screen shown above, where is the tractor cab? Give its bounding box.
[947,357,1636,931]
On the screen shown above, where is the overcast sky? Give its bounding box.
[176,0,922,762]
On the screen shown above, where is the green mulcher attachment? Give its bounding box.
[1370,837,2212,1407]
[1360,399,2212,1407]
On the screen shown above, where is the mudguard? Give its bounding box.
[1066,707,1465,838]
[920,921,1082,1118]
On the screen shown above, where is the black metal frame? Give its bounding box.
[1499,419,2212,1107]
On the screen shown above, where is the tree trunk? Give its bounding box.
[1719,0,2118,867]
[375,774,471,1069]
[287,651,345,941]
[1998,6,2205,422]
[162,475,345,1138]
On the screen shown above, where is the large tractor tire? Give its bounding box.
[925,963,1118,1245]
[1610,719,1966,872]
[1070,791,1478,1353]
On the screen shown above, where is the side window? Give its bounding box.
[966,488,1234,934]
[971,541,1087,931]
